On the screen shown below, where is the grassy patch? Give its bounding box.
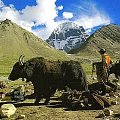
[81,62,92,75]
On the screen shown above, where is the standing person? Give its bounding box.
[99,48,112,82]
[91,48,117,94]
[98,48,117,92]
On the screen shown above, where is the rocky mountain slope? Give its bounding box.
[69,24,120,59]
[46,22,89,53]
[0,19,69,67]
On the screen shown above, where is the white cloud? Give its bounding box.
[0,0,61,39]
[57,5,63,10]
[76,14,110,29]
[0,0,111,39]
[0,4,34,32]
[63,12,73,19]
[74,2,111,30]
[21,0,57,26]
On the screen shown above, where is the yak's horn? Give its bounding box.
[19,55,25,65]
[115,60,119,64]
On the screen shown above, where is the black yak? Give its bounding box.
[109,60,120,80]
[8,55,88,105]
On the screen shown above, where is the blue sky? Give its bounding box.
[0,0,120,39]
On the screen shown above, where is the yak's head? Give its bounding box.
[110,60,120,73]
[109,60,120,79]
[8,55,25,81]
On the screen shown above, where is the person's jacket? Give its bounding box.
[102,54,112,67]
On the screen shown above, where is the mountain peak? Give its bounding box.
[3,19,12,23]
[55,22,84,33]
[0,19,13,25]
[46,22,89,53]
[0,19,17,31]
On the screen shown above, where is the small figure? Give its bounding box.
[98,48,112,82]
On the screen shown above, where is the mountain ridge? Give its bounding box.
[0,19,69,67]
[69,24,120,59]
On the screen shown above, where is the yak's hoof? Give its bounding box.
[34,101,39,106]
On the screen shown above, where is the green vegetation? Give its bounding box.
[0,19,70,75]
[81,62,92,75]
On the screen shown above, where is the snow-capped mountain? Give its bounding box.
[46,22,89,53]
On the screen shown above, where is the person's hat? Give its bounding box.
[99,48,106,54]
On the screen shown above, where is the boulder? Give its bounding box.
[8,85,25,102]
[0,104,16,118]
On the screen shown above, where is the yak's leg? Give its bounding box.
[25,82,37,99]
[32,84,37,98]
[44,95,50,105]
[43,87,51,105]
[50,87,57,96]
[34,89,42,105]
[34,84,42,105]
[44,87,56,105]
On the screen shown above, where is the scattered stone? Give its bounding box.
[0,92,5,99]
[80,102,85,107]
[98,113,105,118]
[106,93,110,97]
[104,109,113,116]
[116,83,120,90]
[18,114,25,119]
[26,89,30,92]
[114,92,120,97]
[109,91,115,96]
[0,104,16,118]
[0,81,5,89]
[114,95,118,98]
[93,77,97,80]
[111,101,118,105]
[19,85,25,95]
[104,118,110,120]
[112,79,118,83]
[107,97,110,99]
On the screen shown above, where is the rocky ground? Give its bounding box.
[0,76,120,120]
